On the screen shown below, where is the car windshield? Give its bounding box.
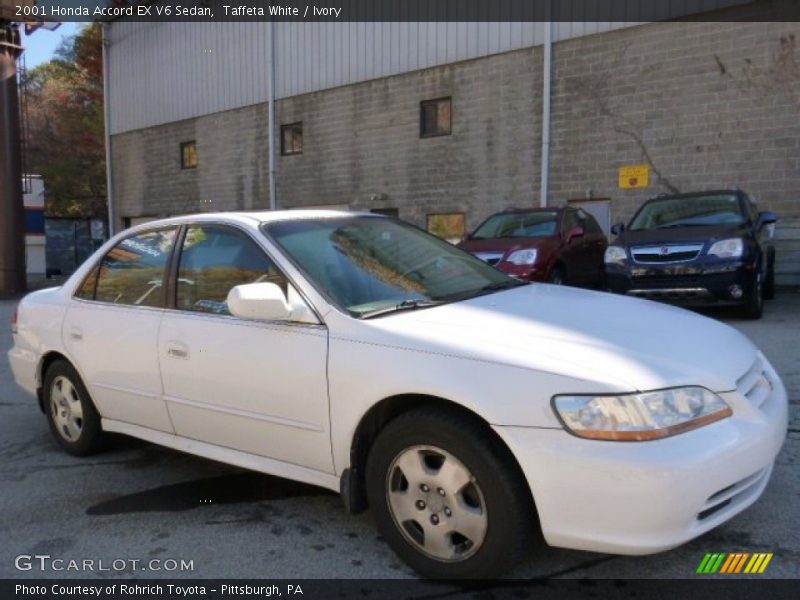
[471,211,558,239]
[263,216,523,318]
[628,194,745,231]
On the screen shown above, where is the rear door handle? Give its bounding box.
[166,341,189,359]
[69,327,83,341]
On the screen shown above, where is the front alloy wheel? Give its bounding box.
[386,445,488,562]
[740,269,764,319]
[366,407,535,578]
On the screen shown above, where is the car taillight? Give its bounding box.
[11,303,18,334]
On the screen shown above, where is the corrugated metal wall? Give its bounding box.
[107,21,633,135]
[107,0,750,135]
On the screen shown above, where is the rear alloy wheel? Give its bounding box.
[43,360,106,456]
[740,269,764,320]
[366,407,535,578]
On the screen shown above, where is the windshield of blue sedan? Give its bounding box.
[263,216,519,317]
[471,211,558,239]
[629,194,745,231]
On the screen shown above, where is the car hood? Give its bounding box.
[458,237,552,255]
[616,224,747,246]
[365,284,756,392]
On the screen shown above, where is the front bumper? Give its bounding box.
[493,355,787,555]
[607,261,756,305]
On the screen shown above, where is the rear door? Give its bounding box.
[64,228,178,432]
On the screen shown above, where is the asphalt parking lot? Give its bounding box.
[0,290,798,580]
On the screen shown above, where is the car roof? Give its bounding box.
[646,190,742,202]
[128,209,381,232]
[499,207,563,215]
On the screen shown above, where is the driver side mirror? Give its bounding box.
[460,232,471,243]
[566,225,585,243]
[227,282,291,321]
[610,222,625,236]
[756,211,777,229]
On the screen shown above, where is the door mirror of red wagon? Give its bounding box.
[566,225,585,243]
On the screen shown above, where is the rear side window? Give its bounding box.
[74,266,100,300]
[93,229,178,307]
[176,226,287,315]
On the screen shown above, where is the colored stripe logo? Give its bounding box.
[697,552,773,574]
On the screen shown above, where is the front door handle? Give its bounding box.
[166,341,189,359]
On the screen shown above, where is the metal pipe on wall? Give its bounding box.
[102,24,115,235]
[539,18,553,208]
[268,19,277,210]
[0,22,26,295]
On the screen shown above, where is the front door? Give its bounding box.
[157,225,332,473]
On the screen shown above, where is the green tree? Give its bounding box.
[24,23,106,218]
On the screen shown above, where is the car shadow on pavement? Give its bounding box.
[86,470,334,516]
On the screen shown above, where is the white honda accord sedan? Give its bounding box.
[8,211,787,578]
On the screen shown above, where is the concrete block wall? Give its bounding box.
[550,21,800,222]
[110,21,800,281]
[111,103,269,225]
[276,46,543,231]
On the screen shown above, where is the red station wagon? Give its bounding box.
[458,207,608,287]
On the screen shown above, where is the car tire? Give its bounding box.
[763,255,776,301]
[740,268,764,320]
[548,265,566,285]
[365,406,535,579]
[43,360,106,456]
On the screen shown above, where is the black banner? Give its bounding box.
[6,0,800,23]
[4,579,800,600]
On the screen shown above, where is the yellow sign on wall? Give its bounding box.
[619,164,650,189]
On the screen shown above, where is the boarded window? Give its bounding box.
[180,141,198,169]
[420,98,452,138]
[427,213,465,244]
[281,122,303,155]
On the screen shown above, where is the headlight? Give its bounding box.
[604,246,627,264]
[707,238,744,259]
[552,387,731,441]
[506,248,538,266]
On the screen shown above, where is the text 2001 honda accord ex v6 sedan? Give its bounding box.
[9,211,787,578]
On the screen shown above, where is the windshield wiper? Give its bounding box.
[478,280,527,293]
[361,299,442,319]
[437,279,528,302]
[655,222,709,229]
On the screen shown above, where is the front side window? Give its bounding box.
[629,194,746,231]
[562,210,580,234]
[578,211,603,235]
[177,226,287,315]
[472,211,559,240]
[93,229,177,307]
[264,216,519,318]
